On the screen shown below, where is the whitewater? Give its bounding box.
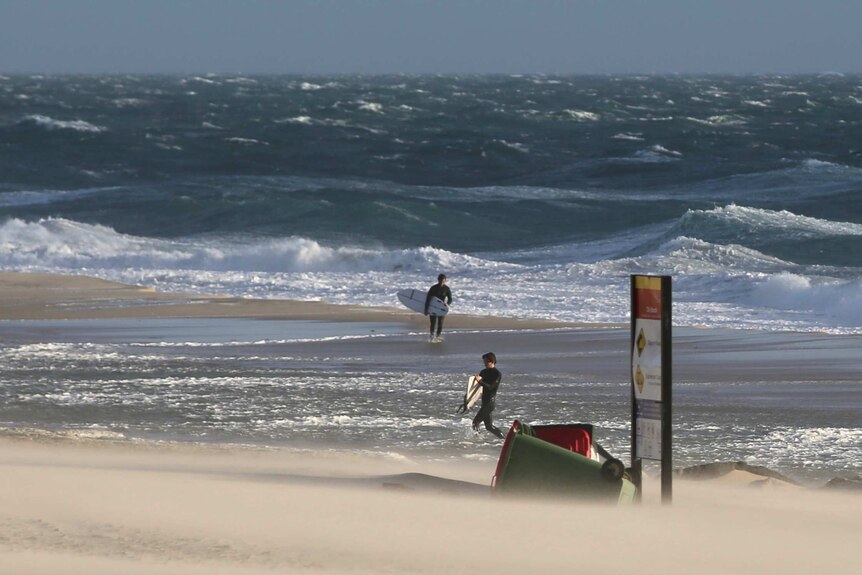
[1,74,862,333]
[2,204,862,332]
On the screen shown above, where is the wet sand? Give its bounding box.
[0,271,583,329]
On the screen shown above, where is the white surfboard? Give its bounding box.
[457,376,483,413]
[397,288,449,316]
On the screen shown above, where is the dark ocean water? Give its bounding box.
[1,75,861,481]
[2,74,862,330]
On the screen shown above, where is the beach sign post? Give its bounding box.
[630,274,672,504]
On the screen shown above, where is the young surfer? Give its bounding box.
[425,273,452,341]
[472,352,504,439]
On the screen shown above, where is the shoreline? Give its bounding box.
[2,270,857,337]
[0,271,600,330]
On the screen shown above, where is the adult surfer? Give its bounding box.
[472,352,504,439]
[425,273,452,342]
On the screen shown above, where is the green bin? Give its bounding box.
[495,426,636,503]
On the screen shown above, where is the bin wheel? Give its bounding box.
[601,458,625,482]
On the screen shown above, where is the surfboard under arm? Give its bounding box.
[397,289,449,316]
[456,376,483,413]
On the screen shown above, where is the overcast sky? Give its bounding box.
[2,0,861,75]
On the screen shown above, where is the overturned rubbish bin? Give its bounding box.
[492,420,636,504]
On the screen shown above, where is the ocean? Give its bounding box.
[2,74,862,332]
[1,74,860,483]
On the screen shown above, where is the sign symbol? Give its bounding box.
[637,328,646,357]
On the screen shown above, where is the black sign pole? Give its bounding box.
[661,275,673,504]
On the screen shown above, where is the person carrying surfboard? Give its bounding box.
[425,273,452,342]
[472,352,504,439]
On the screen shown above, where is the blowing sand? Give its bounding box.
[0,272,859,574]
[1,435,859,575]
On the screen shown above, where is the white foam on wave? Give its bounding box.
[2,216,861,334]
[566,235,846,329]
[564,233,862,332]
[281,115,314,125]
[649,116,674,122]
[608,235,791,277]
[618,145,682,163]
[611,132,644,141]
[559,109,600,121]
[683,204,862,239]
[358,101,384,113]
[223,77,258,85]
[685,114,749,127]
[663,236,785,269]
[495,140,530,153]
[0,217,506,275]
[748,273,862,324]
[275,115,386,134]
[19,114,107,133]
[225,137,269,146]
[651,144,682,156]
[186,76,220,85]
[800,158,849,171]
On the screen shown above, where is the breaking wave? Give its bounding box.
[16,114,107,133]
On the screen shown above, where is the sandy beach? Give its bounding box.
[1,272,860,574]
[1,433,859,575]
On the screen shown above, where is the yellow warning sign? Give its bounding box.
[632,317,662,401]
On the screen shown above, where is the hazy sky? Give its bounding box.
[2,0,861,74]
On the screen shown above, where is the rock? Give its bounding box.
[676,461,800,486]
[822,475,862,492]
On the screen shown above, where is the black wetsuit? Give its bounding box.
[425,283,452,337]
[472,367,503,438]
